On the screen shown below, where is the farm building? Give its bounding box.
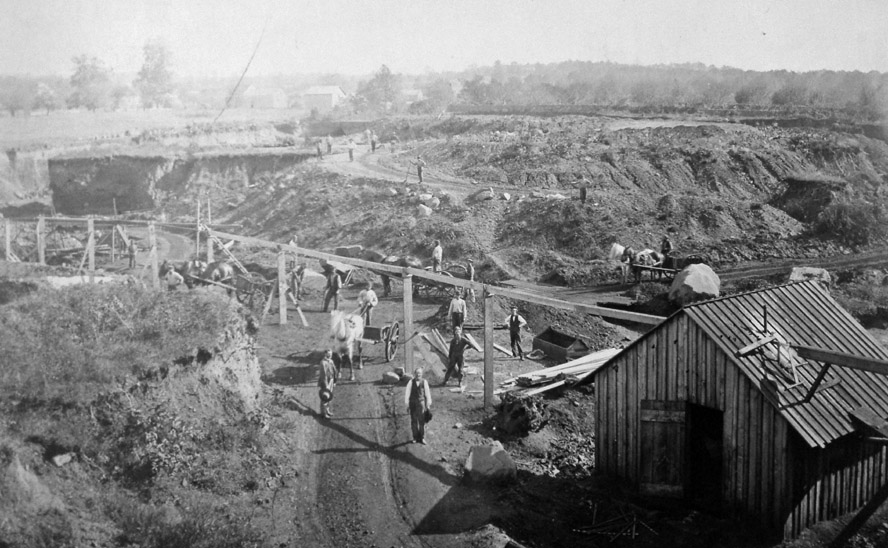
[302,85,347,113]
[591,280,888,539]
[240,85,288,109]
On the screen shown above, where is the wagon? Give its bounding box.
[234,272,273,313]
[412,263,467,300]
[357,320,400,362]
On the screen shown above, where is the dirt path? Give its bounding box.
[256,290,499,548]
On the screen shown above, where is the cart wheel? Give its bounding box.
[385,321,400,362]
[235,274,253,303]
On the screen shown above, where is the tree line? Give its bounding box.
[0,41,173,116]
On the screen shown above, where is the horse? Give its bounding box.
[607,243,631,284]
[621,247,661,283]
[200,260,236,295]
[329,310,365,381]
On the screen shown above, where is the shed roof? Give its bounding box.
[602,281,888,448]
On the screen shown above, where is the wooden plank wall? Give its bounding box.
[784,435,888,538]
[595,315,796,534]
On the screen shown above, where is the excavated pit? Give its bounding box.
[47,150,313,215]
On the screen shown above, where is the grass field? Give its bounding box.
[0,108,305,149]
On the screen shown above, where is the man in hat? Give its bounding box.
[323,266,342,312]
[466,258,476,303]
[448,290,466,331]
[431,240,443,273]
[660,234,673,257]
[412,155,426,183]
[444,326,473,388]
[504,306,528,360]
[127,238,137,269]
[357,281,379,326]
[318,349,337,418]
[404,367,432,444]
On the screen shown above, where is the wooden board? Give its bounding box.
[464,333,483,353]
[493,343,513,356]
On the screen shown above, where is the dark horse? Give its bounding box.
[159,259,235,295]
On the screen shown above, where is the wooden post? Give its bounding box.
[278,252,287,325]
[207,198,212,225]
[36,216,45,264]
[111,225,116,263]
[207,235,214,263]
[4,219,11,261]
[195,200,201,258]
[483,288,495,409]
[148,222,159,289]
[87,217,95,283]
[403,273,414,374]
[112,197,118,216]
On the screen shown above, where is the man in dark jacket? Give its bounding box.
[505,306,528,360]
[323,268,342,312]
[444,326,473,388]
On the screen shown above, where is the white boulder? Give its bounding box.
[789,267,831,290]
[465,442,517,483]
[382,371,401,384]
[668,264,720,306]
[417,204,433,217]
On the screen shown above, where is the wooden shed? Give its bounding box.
[591,281,888,539]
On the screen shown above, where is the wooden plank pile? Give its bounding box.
[496,347,620,397]
[573,503,657,540]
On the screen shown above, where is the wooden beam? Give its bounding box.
[148,222,159,290]
[484,288,494,409]
[195,200,201,258]
[403,274,414,374]
[87,217,95,283]
[493,343,513,357]
[206,228,665,325]
[849,406,888,438]
[792,345,888,376]
[278,252,287,325]
[829,480,888,548]
[735,335,778,358]
[36,216,45,265]
[4,219,11,262]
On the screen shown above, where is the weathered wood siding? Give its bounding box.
[595,315,791,530]
[785,434,888,538]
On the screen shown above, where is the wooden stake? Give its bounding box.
[483,288,494,409]
[403,273,414,373]
[148,222,159,289]
[4,219,11,261]
[278,252,287,325]
[36,216,45,264]
[195,200,201,258]
[87,217,95,283]
[111,225,116,262]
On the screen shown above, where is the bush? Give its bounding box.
[0,284,236,404]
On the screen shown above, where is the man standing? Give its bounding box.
[431,240,443,273]
[318,349,337,419]
[357,281,379,326]
[505,306,528,361]
[444,326,473,388]
[370,132,378,153]
[347,138,356,162]
[286,263,305,302]
[323,268,342,312]
[466,259,476,303]
[660,235,673,257]
[325,134,333,154]
[404,368,432,444]
[127,239,137,269]
[315,138,324,160]
[364,128,372,146]
[412,155,426,183]
[448,291,466,330]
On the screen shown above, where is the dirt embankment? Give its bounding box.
[0,283,269,547]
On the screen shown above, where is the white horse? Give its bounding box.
[607,243,630,284]
[330,310,365,381]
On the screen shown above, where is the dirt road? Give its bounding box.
[256,288,502,548]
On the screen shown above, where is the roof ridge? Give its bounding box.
[683,279,820,309]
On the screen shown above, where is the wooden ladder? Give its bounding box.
[202,224,247,275]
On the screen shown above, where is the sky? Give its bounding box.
[1,0,887,78]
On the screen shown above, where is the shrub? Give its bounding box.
[813,202,888,245]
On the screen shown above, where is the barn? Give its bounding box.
[302,85,347,113]
[591,280,888,539]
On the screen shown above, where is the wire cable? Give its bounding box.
[213,12,271,124]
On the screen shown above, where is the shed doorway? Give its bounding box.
[687,403,724,512]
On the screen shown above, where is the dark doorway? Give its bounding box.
[687,403,723,512]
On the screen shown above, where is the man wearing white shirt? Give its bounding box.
[431,240,443,273]
[357,282,379,325]
[505,306,528,360]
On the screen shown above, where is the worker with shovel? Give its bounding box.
[411,155,426,183]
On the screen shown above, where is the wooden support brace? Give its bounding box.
[736,335,778,358]
[493,343,514,357]
[829,480,888,548]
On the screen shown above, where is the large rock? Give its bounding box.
[668,264,720,306]
[429,196,441,208]
[465,442,516,483]
[417,204,432,217]
[789,267,831,289]
[418,193,434,203]
[300,269,327,293]
[361,249,386,263]
[473,189,495,202]
[382,371,401,384]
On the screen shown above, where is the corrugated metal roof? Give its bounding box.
[683,280,888,448]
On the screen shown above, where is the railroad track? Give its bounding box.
[717,248,888,282]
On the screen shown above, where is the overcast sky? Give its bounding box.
[1,0,887,78]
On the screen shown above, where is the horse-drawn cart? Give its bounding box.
[412,263,467,299]
[358,321,400,362]
[234,272,273,312]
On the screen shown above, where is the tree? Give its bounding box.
[33,83,62,113]
[422,78,455,110]
[134,41,174,108]
[355,65,401,112]
[0,78,35,116]
[69,55,111,111]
